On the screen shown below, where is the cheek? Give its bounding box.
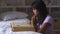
[33,10,37,13]
[33,10,38,15]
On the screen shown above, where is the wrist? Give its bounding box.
[38,30,43,33]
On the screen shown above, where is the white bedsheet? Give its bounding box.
[0,26,42,34]
[5,27,42,34]
[0,18,42,34]
[0,18,31,34]
[0,18,30,28]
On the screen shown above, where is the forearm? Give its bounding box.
[38,23,51,33]
[31,15,38,32]
[30,15,35,25]
[31,19,38,32]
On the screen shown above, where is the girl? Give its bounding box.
[31,0,55,34]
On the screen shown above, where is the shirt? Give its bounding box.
[40,15,55,34]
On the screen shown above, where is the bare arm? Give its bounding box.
[38,23,51,33]
[31,15,35,25]
[38,16,52,33]
[31,15,38,32]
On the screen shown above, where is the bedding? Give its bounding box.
[5,28,42,34]
[0,18,30,34]
[0,18,42,34]
[12,31,42,34]
[0,18,30,28]
[0,12,28,21]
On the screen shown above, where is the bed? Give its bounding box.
[0,11,42,34]
[0,18,30,34]
[0,18,42,34]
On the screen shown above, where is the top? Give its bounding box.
[36,15,55,34]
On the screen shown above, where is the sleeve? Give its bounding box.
[43,16,53,24]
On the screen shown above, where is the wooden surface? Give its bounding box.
[54,19,60,30]
[54,19,60,34]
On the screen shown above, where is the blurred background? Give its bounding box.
[0,0,60,34]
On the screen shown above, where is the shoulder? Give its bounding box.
[43,15,54,23]
[46,15,52,20]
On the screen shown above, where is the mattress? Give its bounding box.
[0,26,42,34]
[4,27,42,34]
[5,29,42,34]
[0,18,42,34]
[0,18,32,34]
[0,18,30,28]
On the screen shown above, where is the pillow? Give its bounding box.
[0,11,28,21]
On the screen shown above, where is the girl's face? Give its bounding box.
[33,9,38,16]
